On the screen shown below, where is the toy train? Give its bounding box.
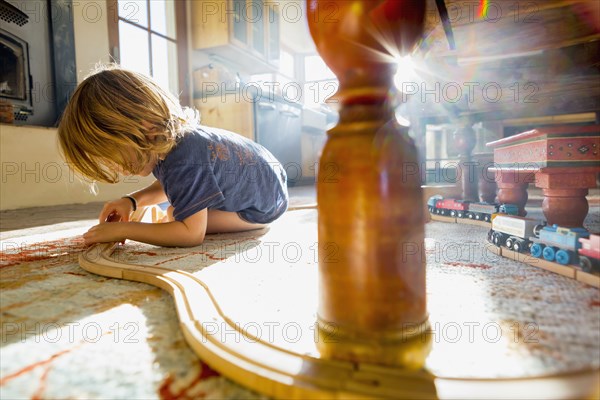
[578,234,600,273]
[487,214,599,273]
[428,196,519,222]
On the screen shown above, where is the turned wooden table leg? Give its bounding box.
[309,0,429,367]
[475,154,497,203]
[497,182,529,216]
[490,169,533,216]
[542,188,589,227]
[478,172,498,203]
[536,170,598,227]
[454,124,478,201]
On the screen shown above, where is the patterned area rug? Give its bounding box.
[1,209,599,399]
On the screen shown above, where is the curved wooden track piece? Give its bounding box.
[79,208,600,399]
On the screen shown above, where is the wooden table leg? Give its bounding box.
[491,169,533,216]
[475,153,497,203]
[455,125,478,201]
[536,170,598,227]
[309,0,429,367]
[478,172,498,203]
[497,182,529,216]
[542,188,589,227]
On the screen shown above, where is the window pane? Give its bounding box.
[150,0,176,39]
[151,34,178,96]
[119,21,150,76]
[232,0,247,44]
[304,55,335,81]
[251,0,265,56]
[280,50,294,78]
[118,0,148,27]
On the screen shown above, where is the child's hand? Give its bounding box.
[83,222,127,245]
[99,198,135,224]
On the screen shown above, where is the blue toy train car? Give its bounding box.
[530,225,590,265]
[486,213,598,271]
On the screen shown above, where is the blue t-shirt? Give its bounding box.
[152,126,288,224]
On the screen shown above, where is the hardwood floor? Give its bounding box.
[0,185,318,233]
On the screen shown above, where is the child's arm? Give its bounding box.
[129,179,169,208]
[98,180,168,223]
[85,208,208,247]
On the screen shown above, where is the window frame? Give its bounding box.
[107,0,190,106]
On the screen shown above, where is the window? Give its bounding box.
[107,0,189,104]
[279,49,295,79]
[302,54,338,109]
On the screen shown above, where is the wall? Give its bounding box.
[0,124,155,210]
[72,1,111,81]
[0,1,150,211]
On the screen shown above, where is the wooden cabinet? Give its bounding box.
[194,94,255,140]
[192,0,280,73]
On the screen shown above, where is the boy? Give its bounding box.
[58,67,288,247]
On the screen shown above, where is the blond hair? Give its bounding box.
[58,65,198,184]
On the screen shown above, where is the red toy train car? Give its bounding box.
[428,196,519,221]
[579,234,600,273]
[432,198,470,218]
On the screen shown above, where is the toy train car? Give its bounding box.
[467,202,519,222]
[529,225,590,266]
[488,214,598,272]
[429,197,470,218]
[488,214,591,263]
[487,214,544,253]
[428,196,518,222]
[578,234,600,273]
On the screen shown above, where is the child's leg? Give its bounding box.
[163,207,265,233]
[206,209,266,233]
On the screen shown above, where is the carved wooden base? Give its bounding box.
[495,179,531,217]
[541,188,590,227]
[534,169,599,227]
[487,126,600,228]
[491,167,600,227]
